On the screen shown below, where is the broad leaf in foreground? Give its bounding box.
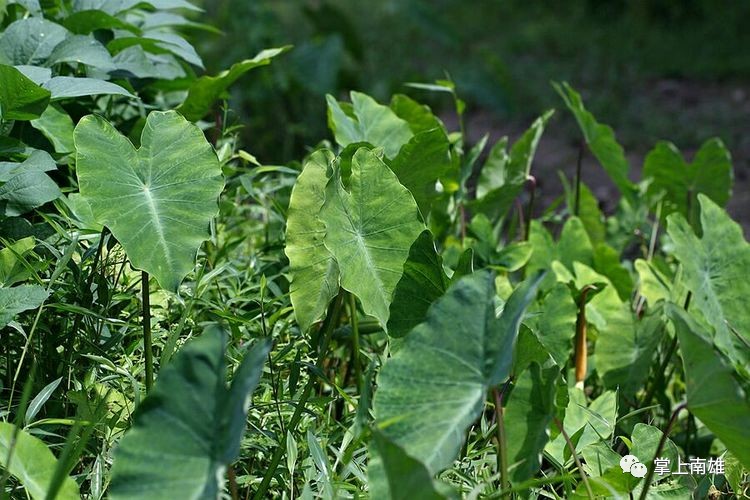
[109,327,271,499]
[373,271,542,474]
[285,149,340,331]
[75,110,224,292]
[326,91,413,159]
[668,305,750,468]
[0,422,80,500]
[667,194,750,371]
[178,47,288,122]
[644,139,732,223]
[320,147,423,327]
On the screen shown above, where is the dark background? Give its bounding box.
[196,0,750,226]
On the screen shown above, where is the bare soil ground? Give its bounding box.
[458,79,750,236]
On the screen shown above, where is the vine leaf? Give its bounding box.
[74,110,224,292]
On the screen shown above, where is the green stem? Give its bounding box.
[142,271,154,393]
[252,291,345,499]
[524,175,537,241]
[554,417,594,500]
[574,140,584,216]
[493,382,511,495]
[638,403,687,500]
[349,293,361,391]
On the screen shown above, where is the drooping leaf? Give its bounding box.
[30,104,75,153]
[0,64,50,120]
[0,18,68,65]
[667,194,750,371]
[554,82,636,201]
[368,431,455,500]
[0,422,80,500]
[505,362,559,484]
[319,147,423,327]
[667,304,750,468]
[284,149,340,332]
[46,35,114,70]
[0,284,47,327]
[643,139,732,223]
[43,76,135,100]
[373,271,542,474]
[386,230,449,338]
[74,110,224,292]
[177,47,289,122]
[108,327,271,499]
[326,91,413,159]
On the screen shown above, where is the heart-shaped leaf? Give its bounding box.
[74,110,224,291]
[667,194,750,371]
[644,139,732,223]
[108,326,271,499]
[373,271,542,475]
[319,147,423,327]
[326,92,413,159]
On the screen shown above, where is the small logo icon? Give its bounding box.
[620,455,647,477]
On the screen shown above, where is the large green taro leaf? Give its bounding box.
[0,18,68,66]
[643,139,732,223]
[284,149,340,332]
[319,147,423,328]
[109,327,271,499]
[668,305,750,468]
[554,82,636,202]
[326,91,413,159]
[667,194,750,372]
[74,110,224,292]
[373,271,542,475]
[0,422,80,500]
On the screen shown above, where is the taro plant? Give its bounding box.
[1,1,749,497]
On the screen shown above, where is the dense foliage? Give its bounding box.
[1,1,748,499]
